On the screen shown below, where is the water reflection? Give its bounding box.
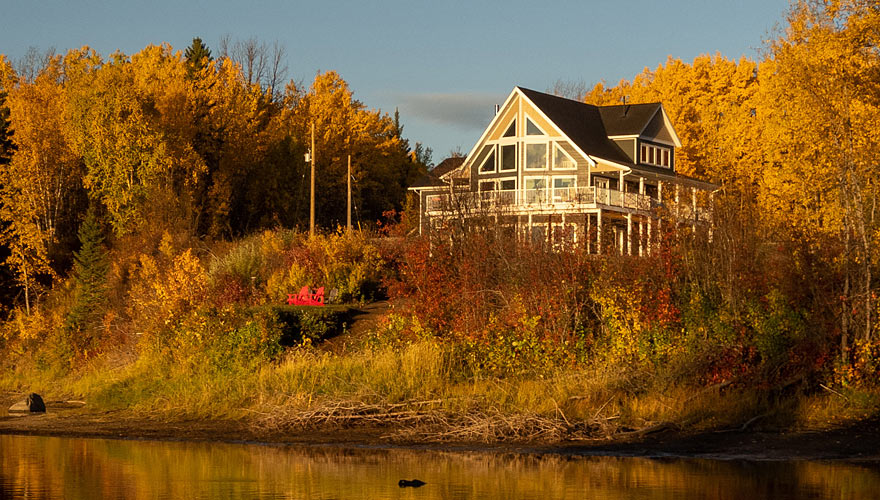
[1,434,879,499]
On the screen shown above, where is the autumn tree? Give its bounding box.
[758,0,880,357]
[0,55,85,312]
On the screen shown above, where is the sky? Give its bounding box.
[1,0,791,163]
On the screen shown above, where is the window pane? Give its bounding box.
[500,179,516,190]
[480,181,495,191]
[525,143,546,169]
[526,118,543,135]
[525,178,545,190]
[554,177,574,188]
[640,144,647,163]
[662,149,670,167]
[501,144,516,171]
[503,120,516,137]
[479,150,495,173]
[554,144,575,169]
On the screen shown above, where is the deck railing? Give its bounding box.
[426,186,654,213]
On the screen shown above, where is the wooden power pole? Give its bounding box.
[347,154,352,233]
[309,122,315,237]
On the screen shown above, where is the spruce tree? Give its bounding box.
[185,37,213,78]
[65,206,109,354]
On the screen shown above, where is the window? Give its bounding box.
[479,148,496,173]
[526,118,543,135]
[503,120,516,137]
[479,180,496,192]
[553,177,576,202]
[525,143,547,170]
[553,144,576,170]
[524,177,546,204]
[500,179,516,191]
[500,144,516,171]
[640,142,671,168]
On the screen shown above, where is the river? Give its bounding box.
[1,434,879,499]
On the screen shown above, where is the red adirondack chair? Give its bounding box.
[287,286,325,306]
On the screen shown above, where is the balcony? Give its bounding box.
[425,186,655,214]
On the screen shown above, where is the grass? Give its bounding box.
[3,338,879,442]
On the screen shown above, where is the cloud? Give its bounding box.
[398,91,504,130]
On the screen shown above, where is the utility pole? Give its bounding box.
[309,122,315,237]
[347,154,352,233]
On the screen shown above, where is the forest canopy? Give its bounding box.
[0,40,428,306]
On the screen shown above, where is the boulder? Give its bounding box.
[8,393,46,413]
[27,393,46,412]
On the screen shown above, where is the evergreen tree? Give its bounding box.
[65,205,109,355]
[185,37,213,78]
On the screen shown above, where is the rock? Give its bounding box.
[398,479,426,488]
[27,393,46,412]
[8,393,46,413]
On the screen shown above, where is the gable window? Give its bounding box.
[553,144,576,170]
[479,147,496,173]
[525,143,547,170]
[526,117,544,136]
[500,144,517,171]
[640,143,671,168]
[503,120,516,137]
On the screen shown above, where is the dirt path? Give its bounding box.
[319,300,390,354]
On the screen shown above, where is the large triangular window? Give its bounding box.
[526,117,544,136]
[503,120,516,137]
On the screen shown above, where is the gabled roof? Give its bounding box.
[518,87,635,167]
[598,103,662,136]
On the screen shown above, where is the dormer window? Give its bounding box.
[640,143,671,168]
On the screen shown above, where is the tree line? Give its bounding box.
[573,0,880,366]
[0,38,429,310]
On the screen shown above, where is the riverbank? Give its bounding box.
[3,394,879,463]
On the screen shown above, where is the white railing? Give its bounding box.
[426,186,655,213]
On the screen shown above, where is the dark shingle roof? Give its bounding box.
[598,103,662,136]
[518,87,662,167]
[408,156,465,189]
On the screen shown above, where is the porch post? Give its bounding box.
[692,187,697,233]
[637,219,643,257]
[626,213,633,256]
[674,184,680,223]
[619,170,625,207]
[585,213,591,253]
[647,217,653,256]
[528,212,533,244]
[597,210,602,254]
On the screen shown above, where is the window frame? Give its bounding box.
[552,142,577,171]
[478,145,496,174]
[523,140,549,171]
[639,142,672,168]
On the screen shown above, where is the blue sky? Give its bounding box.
[1,0,790,163]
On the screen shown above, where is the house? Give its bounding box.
[409,87,717,255]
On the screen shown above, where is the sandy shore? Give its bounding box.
[2,396,879,463]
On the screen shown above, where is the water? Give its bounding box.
[1,434,879,499]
